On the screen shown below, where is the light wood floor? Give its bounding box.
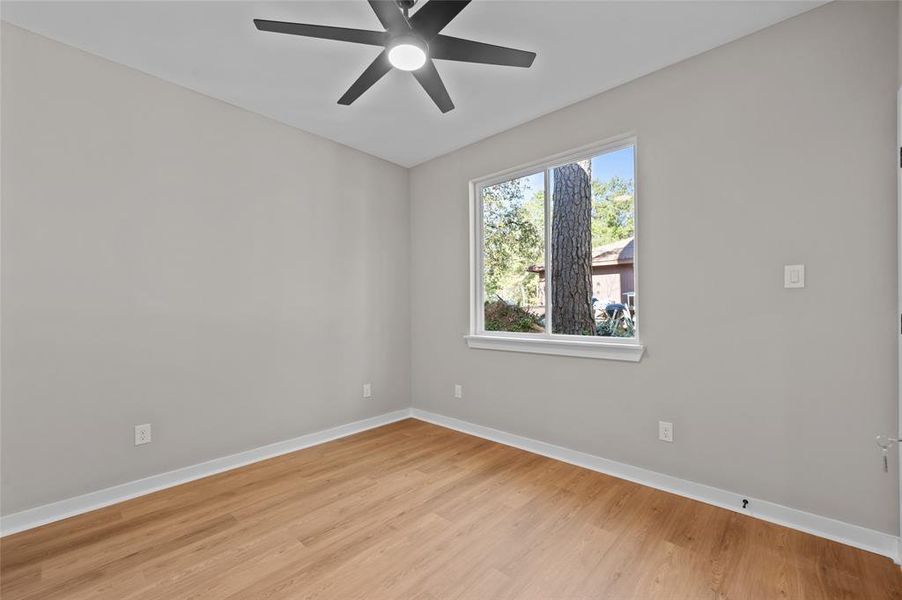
[1,419,900,599]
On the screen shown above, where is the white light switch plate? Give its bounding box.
[363,383,372,398]
[784,264,805,288]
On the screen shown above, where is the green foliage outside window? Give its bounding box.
[483,299,544,333]
[482,178,544,307]
[591,176,634,245]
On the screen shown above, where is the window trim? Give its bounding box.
[467,134,645,362]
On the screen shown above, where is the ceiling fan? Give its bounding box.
[254,0,536,113]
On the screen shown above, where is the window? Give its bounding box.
[467,137,644,361]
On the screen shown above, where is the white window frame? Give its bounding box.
[466,134,645,362]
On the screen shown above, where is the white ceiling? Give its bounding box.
[2,1,823,167]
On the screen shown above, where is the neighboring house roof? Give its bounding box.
[591,237,634,266]
[528,237,634,274]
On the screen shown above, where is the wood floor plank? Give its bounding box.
[1,419,899,599]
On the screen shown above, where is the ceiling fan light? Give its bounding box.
[388,38,427,71]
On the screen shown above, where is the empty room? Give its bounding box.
[2,0,901,597]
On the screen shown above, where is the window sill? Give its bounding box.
[464,334,645,362]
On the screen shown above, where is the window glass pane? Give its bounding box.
[550,146,635,337]
[482,172,545,333]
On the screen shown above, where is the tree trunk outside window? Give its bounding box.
[551,160,595,335]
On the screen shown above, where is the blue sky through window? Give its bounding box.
[593,146,634,184]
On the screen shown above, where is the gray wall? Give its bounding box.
[409,1,900,534]
[1,23,411,515]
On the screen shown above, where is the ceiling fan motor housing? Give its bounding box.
[254,0,536,113]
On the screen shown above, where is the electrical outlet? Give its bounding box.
[363,383,372,398]
[658,421,673,443]
[134,423,152,446]
[454,384,462,399]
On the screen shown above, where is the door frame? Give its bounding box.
[896,85,901,566]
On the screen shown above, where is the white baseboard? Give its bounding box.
[0,408,413,537]
[4,406,898,565]
[410,408,901,563]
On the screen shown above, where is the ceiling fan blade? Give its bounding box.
[410,0,471,38]
[367,0,410,32]
[254,19,388,46]
[430,35,535,67]
[338,51,392,105]
[412,60,454,113]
